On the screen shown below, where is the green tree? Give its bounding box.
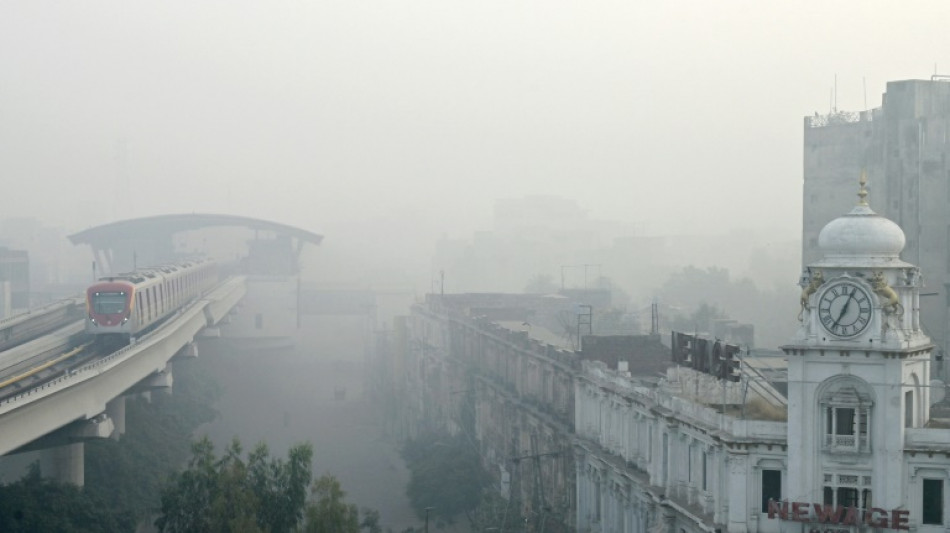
[468,489,523,533]
[591,275,632,310]
[249,442,313,533]
[155,437,314,533]
[303,475,360,533]
[656,264,800,347]
[658,266,733,309]
[360,508,382,533]
[0,463,133,533]
[668,302,729,334]
[402,433,490,523]
[84,356,221,524]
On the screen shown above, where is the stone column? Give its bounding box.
[577,457,588,532]
[661,506,676,533]
[677,433,688,500]
[703,445,715,515]
[709,447,721,523]
[726,454,748,532]
[40,442,84,486]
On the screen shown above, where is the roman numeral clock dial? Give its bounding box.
[817,281,873,337]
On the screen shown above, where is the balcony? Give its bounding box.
[823,433,869,453]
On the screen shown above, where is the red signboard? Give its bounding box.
[767,500,909,530]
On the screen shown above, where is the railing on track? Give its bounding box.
[0,297,81,328]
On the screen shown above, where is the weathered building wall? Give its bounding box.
[575,361,789,533]
[400,294,579,531]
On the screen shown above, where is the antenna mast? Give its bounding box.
[651,299,659,335]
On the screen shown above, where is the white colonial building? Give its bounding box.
[575,181,950,533]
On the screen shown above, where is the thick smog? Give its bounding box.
[1,2,950,532]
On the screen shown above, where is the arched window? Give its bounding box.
[819,377,874,453]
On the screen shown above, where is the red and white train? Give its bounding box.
[85,258,217,339]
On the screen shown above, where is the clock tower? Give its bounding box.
[783,173,933,520]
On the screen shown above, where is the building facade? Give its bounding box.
[391,177,950,531]
[575,184,950,532]
[575,361,787,533]
[401,294,580,531]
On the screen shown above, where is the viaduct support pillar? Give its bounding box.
[34,415,114,486]
[106,396,126,439]
[40,442,84,486]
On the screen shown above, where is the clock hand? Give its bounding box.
[832,288,857,328]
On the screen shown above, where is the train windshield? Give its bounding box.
[91,291,127,314]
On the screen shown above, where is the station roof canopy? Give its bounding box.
[69,213,323,248]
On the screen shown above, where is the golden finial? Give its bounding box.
[858,169,869,206]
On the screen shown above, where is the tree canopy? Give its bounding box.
[303,475,360,533]
[85,357,221,523]
[156,438,313,533]
[657,265,798,347]
[402,432,490,523]
[523,274,558,294]
[157,437,378,533]
[0,464,133,533]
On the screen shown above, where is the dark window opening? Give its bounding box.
[702,452,707,491]
[761,469,781,512]
[688,448,692,482]
[837,487,858,508]
[836,408,855,435]
[923,479,943,525]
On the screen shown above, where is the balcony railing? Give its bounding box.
[824,433,868,451]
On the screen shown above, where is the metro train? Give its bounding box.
[85,258,217,340]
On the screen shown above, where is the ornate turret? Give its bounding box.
[784,172,933,517]
[794,172,925,348]
[814,173,907,265]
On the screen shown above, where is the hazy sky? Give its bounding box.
[2,1,949,244]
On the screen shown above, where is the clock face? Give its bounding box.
[817,281,873,337]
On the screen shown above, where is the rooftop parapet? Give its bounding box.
[581,360,788,433]
[805,108,878,128]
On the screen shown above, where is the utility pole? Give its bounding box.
[560,264,603,290]
[576,305,592,350]
[560,265,575,290]
[509,448,562,533]
[530,436,546,532]
[582,263,601,289]
[424,507,434,533]
[651,299,659,335]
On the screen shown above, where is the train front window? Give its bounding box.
[92,292,127,314]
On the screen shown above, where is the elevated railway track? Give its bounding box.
[0,277,246,471]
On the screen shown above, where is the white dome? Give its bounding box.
[817,204,906,258]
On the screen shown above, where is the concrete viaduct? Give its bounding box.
[0,214,323,485]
